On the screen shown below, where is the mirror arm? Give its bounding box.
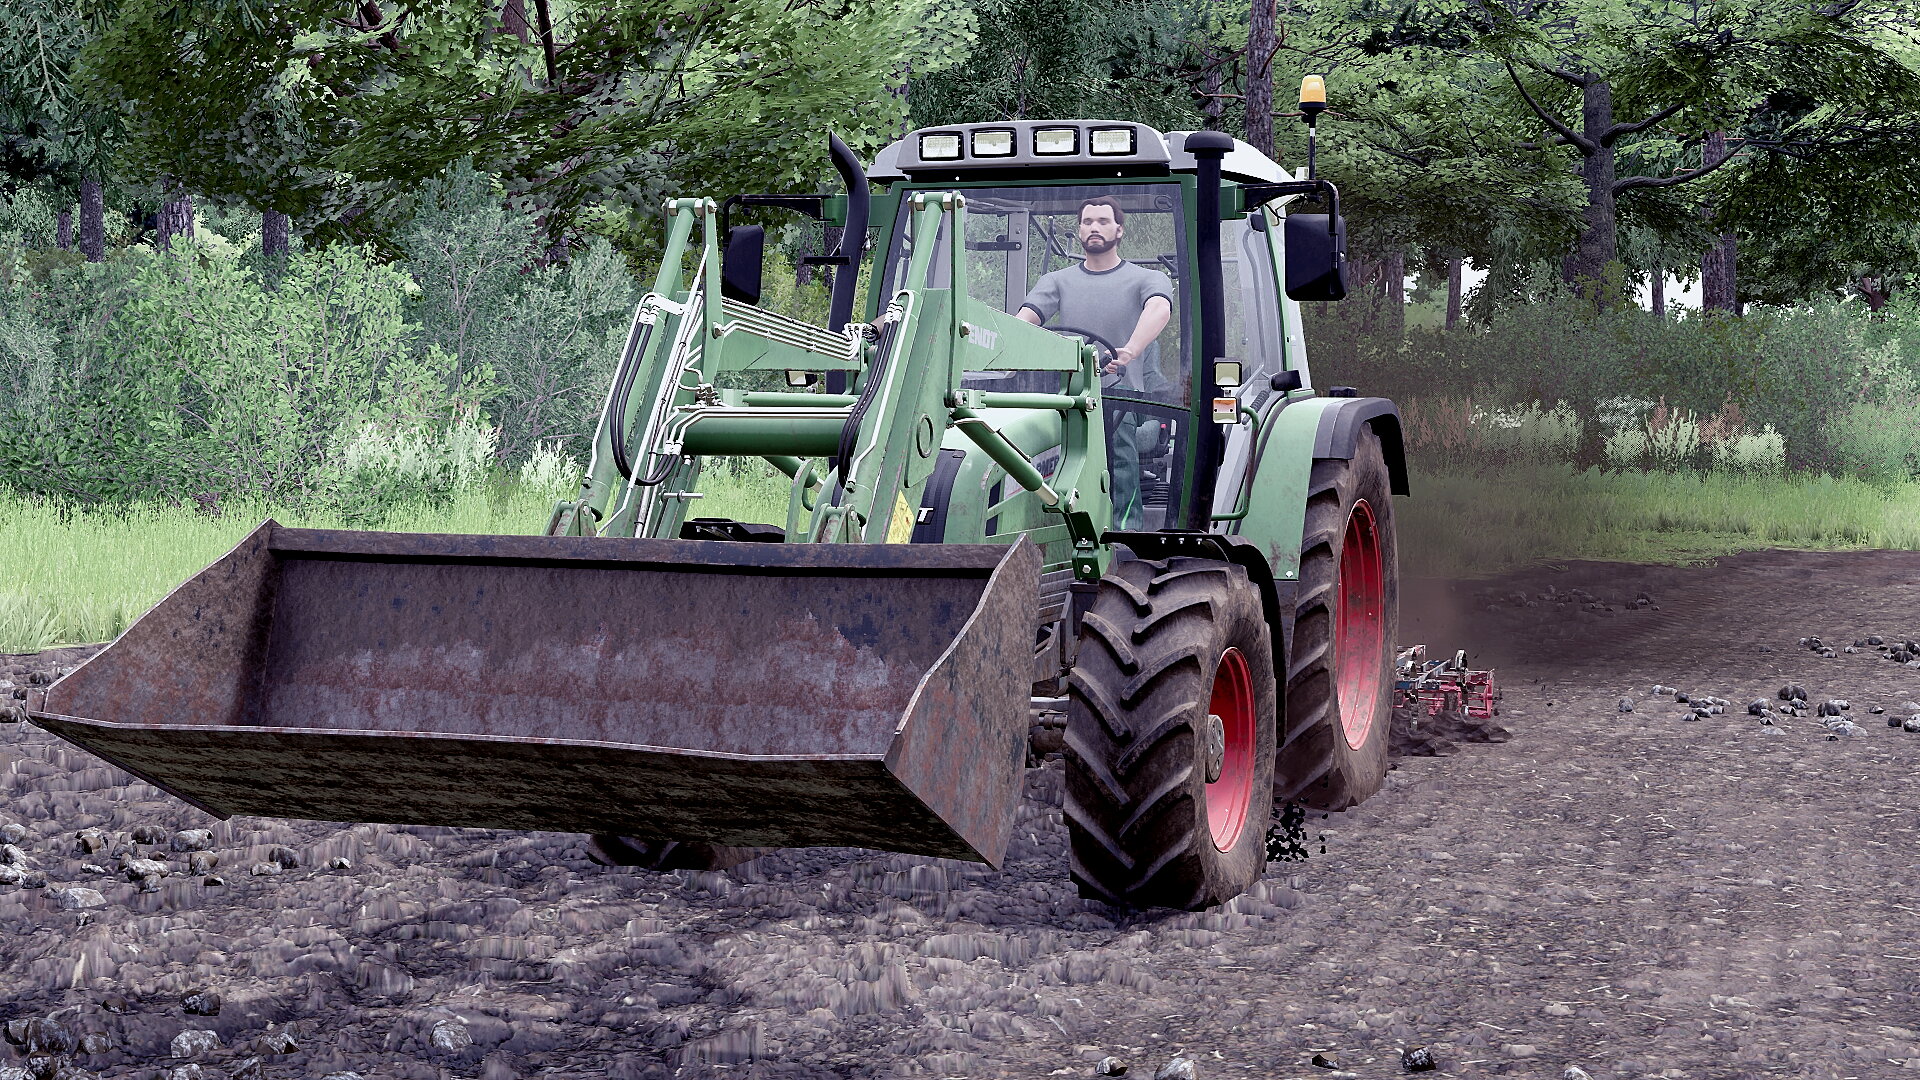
[1238,180,1340,239]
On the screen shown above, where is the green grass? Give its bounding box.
[1400,462,1920,579]
[0,464,795,653]
[11,459,1917,652]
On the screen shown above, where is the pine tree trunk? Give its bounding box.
[1445,257,1462,330]
[1650,271,1665,317]
[1699,132,1739,314]
[262,210,289,256]
[1384,251,1406,337]
[499,0,530,41]
[157,181,193,250]
[1565,78,1619,303]
[79,179,105,262]
[1201,62,1224,128]
[56,211,72,250]
[1243,0,1276,158]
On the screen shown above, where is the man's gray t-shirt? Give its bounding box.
[1018,261,1174,364]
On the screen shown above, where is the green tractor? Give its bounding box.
[31,98,1408,912]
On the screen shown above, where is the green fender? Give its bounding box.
[1224,393,1408,586]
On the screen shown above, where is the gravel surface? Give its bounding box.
[4,549,1920,1079]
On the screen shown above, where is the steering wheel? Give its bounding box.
[1045,324,1125,387]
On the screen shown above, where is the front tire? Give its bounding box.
[1274,425,1399,812]
[1064,556,1278,910]
[585,836,766,872]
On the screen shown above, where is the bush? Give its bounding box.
[1827,400,1920,488]
[319,408,500,525]
[517,441,585,502]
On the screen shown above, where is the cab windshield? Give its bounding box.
[885,183,1190,409]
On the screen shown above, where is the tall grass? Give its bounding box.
[0,464,792,653]
[1399,463,1920,579]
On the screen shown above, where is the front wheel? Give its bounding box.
[1064,556,1278,910]
[1274,425,1399,812]
[585,836,766,872]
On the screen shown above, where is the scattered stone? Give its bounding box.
[1749,700,1770,716]
[55,887,105,910]
[1097,1057,1129,1077]
[203,875,225,887]
[168,1065,205,1080]
[1650,684,1670,696]
[1845,645,1858,654]
[1674,691,1690,703]
[0,823,24,845]
[170,830,213,852]
[79,1031,110,1053]
[328,856,352,870]
[123,857,170,882]
[1904,717,1920,733]
[318,1073,365,1080]
[1401,1046,1437,1072]
[1152,1057,1197,1080]
[1780,684,1807,701]
[100,994,132,1014]
[257,1029,298,1054]
[266,844,300,869]
[1819,700,1844,716]
[1617,697,1634,713]
[80,863,105,875]
[1867,635,1884,645]
[182,991,222,1016]
[187,852,217,874]
[430,1020,473,1052]
[1563,1068,1595,1080]
[1312,1053,1339,1069]
[1821,649,1836,658]
[250,862,283,877]
[130,824,167,845]
[1872,705,1886,714]
[1505,1044,1538,1058]
[170,1028,220,1057]
[75,828,109,855]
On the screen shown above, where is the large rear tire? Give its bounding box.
[1274,425,1398,812]
[1064,556,1278,910]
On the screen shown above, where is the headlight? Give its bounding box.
[918,133,963,160]
[1089,127,1135,156]
[971,129,1016,157]
[1032,127,1078,155]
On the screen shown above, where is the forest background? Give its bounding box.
[3,0,1920,649]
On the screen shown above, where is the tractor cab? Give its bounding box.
[865,120,1326,531]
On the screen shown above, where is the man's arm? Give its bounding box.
[1111,295,1173,372]
[1016,306,1043,325]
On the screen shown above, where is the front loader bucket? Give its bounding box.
[31,523,1040,866]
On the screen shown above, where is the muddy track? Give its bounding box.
[2,549,1918,1080]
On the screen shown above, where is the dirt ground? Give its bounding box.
[3,548,1920,1080]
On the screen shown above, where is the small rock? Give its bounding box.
[187,852,217,874]
[318,1073,365,1080]
[1845,645,1859,653]
[1564,1068,1595,1080]
[80,863,106,875]
[1097,1057,1129,1077]
[229,1058,264,1080]
[1867,635,1884,645]
[1821,649,1836,658]
[75,828,109,855]
[171,1028,220,1057]
[1749,700,1769,716]
[79,1031,110,1053]
[0,843,33,865]
[130,824,167,845]
[203,875,225,887]
[430,1020,473,1052]
[182,991,221,1016]
[56,887,106,910]
[1618,697,1634,713]
[170,830,213,852]
[1905,717,1920,733]
[168,1066,205,1080]
[250,862,283,877]
[1153,1057,1196,1080]
[1312,1053,1339,1069]
[266,845,300,869]
[0,823,24,845]
[1819,700,1844,716]
[1505,1044,1538,1058]
[1674,691,1690,703]
[257,1029,298,1054]
[100,994,131,1014]
[1872,705,1886,714]
[1401,1046,1437,1072]
[1889,714,1905,727]
[1650,684,1669,695]
[328,856,352,870]
[123,857,170,881]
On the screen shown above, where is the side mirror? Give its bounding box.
[1284,213,1347,302]
[721,225,765,305]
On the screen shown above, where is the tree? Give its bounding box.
[81,0,975,257]
[0,0,120,260]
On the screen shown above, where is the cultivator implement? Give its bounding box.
[1394,645,1499,719]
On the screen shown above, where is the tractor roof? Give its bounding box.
[868,121,1288,186]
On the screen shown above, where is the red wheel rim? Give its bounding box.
[1336,498,1386,750]
[1206,647,1256,852]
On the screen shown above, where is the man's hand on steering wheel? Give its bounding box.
[1044,324,1126,380]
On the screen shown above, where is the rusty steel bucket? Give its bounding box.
[30,522,1039,866]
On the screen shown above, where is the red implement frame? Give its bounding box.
[1393,645,1499,719]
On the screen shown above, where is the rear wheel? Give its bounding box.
[1274,425,1398,811]
[585,836,766,872]
[1064,556,1278,910]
